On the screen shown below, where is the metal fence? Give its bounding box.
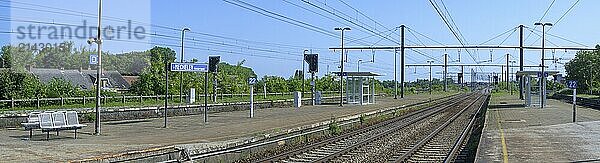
[0,91,338,109]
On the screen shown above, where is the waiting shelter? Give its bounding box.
[334,71,381,105]
[517,70,559,108]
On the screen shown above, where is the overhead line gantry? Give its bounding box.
[330,25,597,100]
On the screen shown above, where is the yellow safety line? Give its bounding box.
[495,109,509,163]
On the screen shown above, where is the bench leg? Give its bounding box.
[74,129,77,139]
[46,132,49,141]
[56,130,59,136]
[29,129,32,139]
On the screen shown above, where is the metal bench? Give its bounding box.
[21,112,41,138]
[23,111,87,140]
[65,111,87,138]
[39,112,62,140]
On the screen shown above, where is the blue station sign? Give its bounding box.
[170,63,208,72]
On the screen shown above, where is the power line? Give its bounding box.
[223,0,339,38]
[478,27,517,45]
[526,26,587,47]
[406,27,446,46]
[523,0,556,43]
[301,0,399,45]
[2,29,399,74]
[438,0,469,46]
[427,0,477,64]
[0,1,318,52]
[551,0,580,28]
[528,0,581,46]
[334,0,392,40]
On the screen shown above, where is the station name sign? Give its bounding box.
[170,63,208,72]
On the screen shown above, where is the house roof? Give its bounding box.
[30,68,93,89]
[81,70,131,89]
[29,68,130,90]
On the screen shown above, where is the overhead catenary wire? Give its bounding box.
[427,0,477,64]
[523,0,556,43]
[527,0,581,46]
[0,1,321,53]
[301,0,400,45]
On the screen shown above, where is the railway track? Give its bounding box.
[255,90,489,163]
[389,91,487,163]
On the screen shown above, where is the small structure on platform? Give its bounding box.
[517,70,559,108]
[334,71,381,105]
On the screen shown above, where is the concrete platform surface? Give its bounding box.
[0,93,454,162]
[477,93,600,163]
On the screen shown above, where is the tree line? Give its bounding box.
[0,41,465,104]
[564,45,600,94]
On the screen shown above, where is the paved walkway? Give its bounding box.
[476,93,600,162]
[0,93,454,162]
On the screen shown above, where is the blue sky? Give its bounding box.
[1,0,599,81]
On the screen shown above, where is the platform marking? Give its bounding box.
[495,110,509,163]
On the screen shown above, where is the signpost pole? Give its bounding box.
[248,77,257,118]
[164,64,169,128]
[204,71,208,123]
[250,84,254,118]
[568,80,577,123]
[311,73,315,106]
[573,88,576,123]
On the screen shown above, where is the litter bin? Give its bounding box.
[187,88,195,104]
[293,91,302,108]
[315,91,322,105]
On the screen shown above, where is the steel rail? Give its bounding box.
[157,94,462,163]
[444,93,489,163]
[258,93,474,162]
[313,94,477,163]
[392,92,485,162]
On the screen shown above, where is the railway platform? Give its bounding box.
[0,92,455,162]
[476,92,600,162]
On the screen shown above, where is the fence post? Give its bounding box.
[36,96,40,109]
[139,95,143,103]
[155,93,158,102]
[11,98,14,108]
[122,95,126,103]
[60,96,64,106]
[83,96,86,105]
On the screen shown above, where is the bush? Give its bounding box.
[328,117,342,135]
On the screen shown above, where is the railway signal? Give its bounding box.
[304,53,318,105]
[304,54,318,73]
[209,56,220,73]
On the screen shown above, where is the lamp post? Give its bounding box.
[510,60,517,95]
[534,22,552,108]
[335,27,350,107]
[357,59,363,72]
[179,28,190,104]
[88,0,103,135]
[427,60,434,95]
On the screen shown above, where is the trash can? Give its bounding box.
[187,88,195,104]
[315,91,322,105]
[293,91,302,108]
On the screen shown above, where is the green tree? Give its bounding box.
[0,69,44,100]
[130,46,177,95]
[44,78,80,98]
[0,46,12,68]
[565,46,600,94]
